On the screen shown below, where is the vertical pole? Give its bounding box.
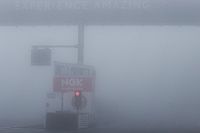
[77,24,84,129]
[61,92,64,112]
[78,24,84,65]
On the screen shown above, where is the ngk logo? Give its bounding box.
[61,78,83,88]
[53,77,93,92]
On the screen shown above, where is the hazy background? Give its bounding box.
[0,26,200,129]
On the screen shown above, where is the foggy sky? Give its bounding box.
[0,26,200,129]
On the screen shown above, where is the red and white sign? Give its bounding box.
[53,62,95,92]
[53,77,94,92]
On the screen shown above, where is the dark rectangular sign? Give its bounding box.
[0,0,200,25]
[31,48,51,66]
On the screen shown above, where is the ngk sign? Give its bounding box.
[54,77,93,92]
[53,62,95,92]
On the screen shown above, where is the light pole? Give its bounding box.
[78,24,84,65]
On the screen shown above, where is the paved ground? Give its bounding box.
[0,127,130,133]
[1,121,200,133]
[1,127,200,133]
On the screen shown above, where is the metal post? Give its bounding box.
[77,24,84,128]
[61,92,64,112]
[78,24,84,64]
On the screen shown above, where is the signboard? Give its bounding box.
[54,77,93,92]
[53,62,95,92]
[0,0,200,25]
[31,48,51,66]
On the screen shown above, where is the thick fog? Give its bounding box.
[0,26,200,129]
